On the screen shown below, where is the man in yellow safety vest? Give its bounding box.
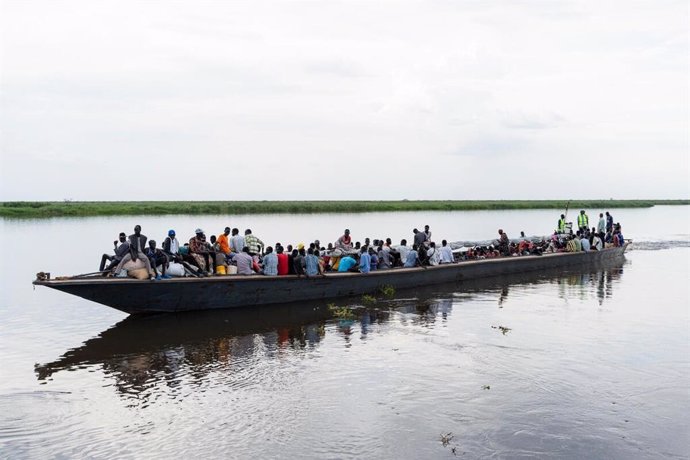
[557,214,567,233]
[577,210,589,232]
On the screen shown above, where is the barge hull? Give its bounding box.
[34,246,627,314]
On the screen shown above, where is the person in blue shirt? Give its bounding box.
[305,248,322,277]
[404,245,420,267]
[359,247,371,273]
[369,248,378,271]
[338,254,357,272]
[261,246,279,276]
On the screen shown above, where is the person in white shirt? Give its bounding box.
[395,239,411,267]
[230,228,246,253]
[581,236,591,252]
[427,242,440,265]
[439,240,454,263]
[591,234,603,251]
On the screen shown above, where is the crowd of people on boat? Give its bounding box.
[98,210,625,280]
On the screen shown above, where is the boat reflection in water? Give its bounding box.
[36,259,626,401]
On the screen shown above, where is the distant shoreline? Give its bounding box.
[1,200,688,218]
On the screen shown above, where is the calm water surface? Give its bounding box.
[0,206,688,459]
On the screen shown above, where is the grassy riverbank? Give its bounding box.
[1,200,688,218]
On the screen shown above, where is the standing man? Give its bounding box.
[497,229,510,256]
[413,228,427,247]
[577,210,589,233]
[244,229,264,256]
[230,228,245,253]
[557,214,566,233]
[606,211,614,233]
[217,227,232,258]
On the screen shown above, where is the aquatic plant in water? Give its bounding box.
[491,325,512,335]
[327,303,356,319]
[378,284,396,298]
[361,295,377,305]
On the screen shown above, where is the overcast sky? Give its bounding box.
[0,0,688,201]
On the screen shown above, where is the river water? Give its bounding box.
[0,206,688,459]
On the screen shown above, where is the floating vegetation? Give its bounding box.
[378,284,396,298]
[440,432,462,455]
[361,295,377,305]
[491,325,512,335]
[327,303,356,320]
[440,432,455,447]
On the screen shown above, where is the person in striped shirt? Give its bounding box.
[244,229,265,256]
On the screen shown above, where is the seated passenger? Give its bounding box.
[145,240,170,279]
[396,239,411,266]
[276,246,289,275]
[404,245,420,268]
[439,240,453,264]
[112,225,155,279]
[189,229,214,274]
[293,248,306,277]
[369,247,378,271]
[427,242,440,265]
[262,246,278,275]
[591,234,603,251]
[574,233,583,252]
[335,229,353,251]
[613,230,624,247]
[329,249,342,271]
[305,248,323,277]
[163,230,180,259]
[359,247,371,273]
[566,236,578,252]
[100,232,129,272]
[209,235,227,269]
[233,247,255,275]
[580,235,591,252]
[377,245,392,270]
[338,254,357,272]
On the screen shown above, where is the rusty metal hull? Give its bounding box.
[34,246,628,315]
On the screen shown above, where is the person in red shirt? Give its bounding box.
[276,245,289,275]
[336,229,353,250]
